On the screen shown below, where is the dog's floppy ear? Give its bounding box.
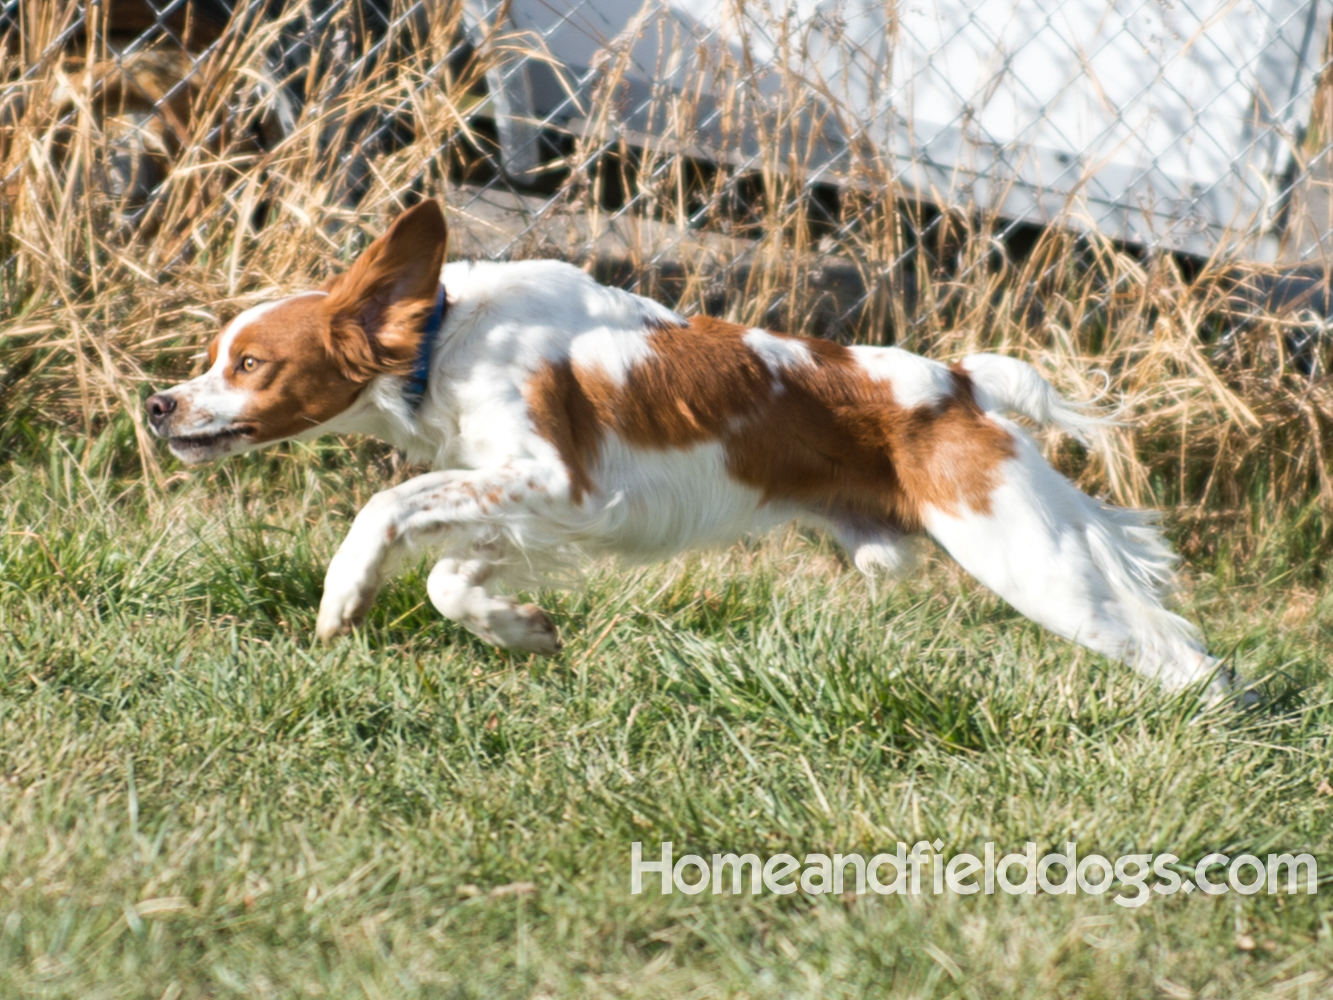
[321,199,448,382]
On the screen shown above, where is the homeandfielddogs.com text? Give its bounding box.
[631,841,1320,906]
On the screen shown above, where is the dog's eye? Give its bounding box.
[239,356,260,373]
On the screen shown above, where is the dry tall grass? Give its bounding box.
[2,0,1331,567]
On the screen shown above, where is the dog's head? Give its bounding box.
[147,200,447,463]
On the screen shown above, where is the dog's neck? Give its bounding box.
[343,283,459,464]
[402,284,447,410]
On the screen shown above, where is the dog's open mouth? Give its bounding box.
[168,425,255,461]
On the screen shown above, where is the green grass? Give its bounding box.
[1,425,1331,999]
[4,3,1332,993]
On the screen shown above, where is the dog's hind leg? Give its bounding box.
[920,420,1225,695]
[826,515,922,580]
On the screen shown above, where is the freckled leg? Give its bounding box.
[314,464,565,644]
[426,558,561,654]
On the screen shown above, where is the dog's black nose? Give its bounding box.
[146,392,176,429]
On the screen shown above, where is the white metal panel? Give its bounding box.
[794,0,1329,258]
[485,0,1331,259]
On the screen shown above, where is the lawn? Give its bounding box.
[0,429,1330,998]
[3,4,1332,990]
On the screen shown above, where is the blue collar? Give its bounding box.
[403,284,446,410]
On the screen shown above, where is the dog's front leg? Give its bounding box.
[314,463,565,648]
[424,557,560,654]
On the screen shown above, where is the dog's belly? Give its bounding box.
[579,435,797,561]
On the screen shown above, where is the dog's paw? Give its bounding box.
[1200,674,1261,711]
[315,568,379,642]
[469,598,562,656]
[505,603,563,656]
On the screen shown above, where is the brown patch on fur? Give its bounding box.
[216,293,369,445]
[524,359,606,504]
[321,200,448,382]
[524,316,1015,530]
[190,201,450,444]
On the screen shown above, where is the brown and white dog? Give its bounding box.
[147,199,1231,697]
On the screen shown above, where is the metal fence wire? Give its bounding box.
[3,0,1333,348]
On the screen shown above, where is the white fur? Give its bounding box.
[161,254,1230,698]
[923,419,1224,694]
[584,436,792,561]
[169,302,270,429]
[850,345,956,409]
[744,329,815,374]
[569,328,656,386]
[961,353,1110,447]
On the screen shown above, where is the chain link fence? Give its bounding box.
[3,0,1332,351]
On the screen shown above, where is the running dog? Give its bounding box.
[146,199,1231,697]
